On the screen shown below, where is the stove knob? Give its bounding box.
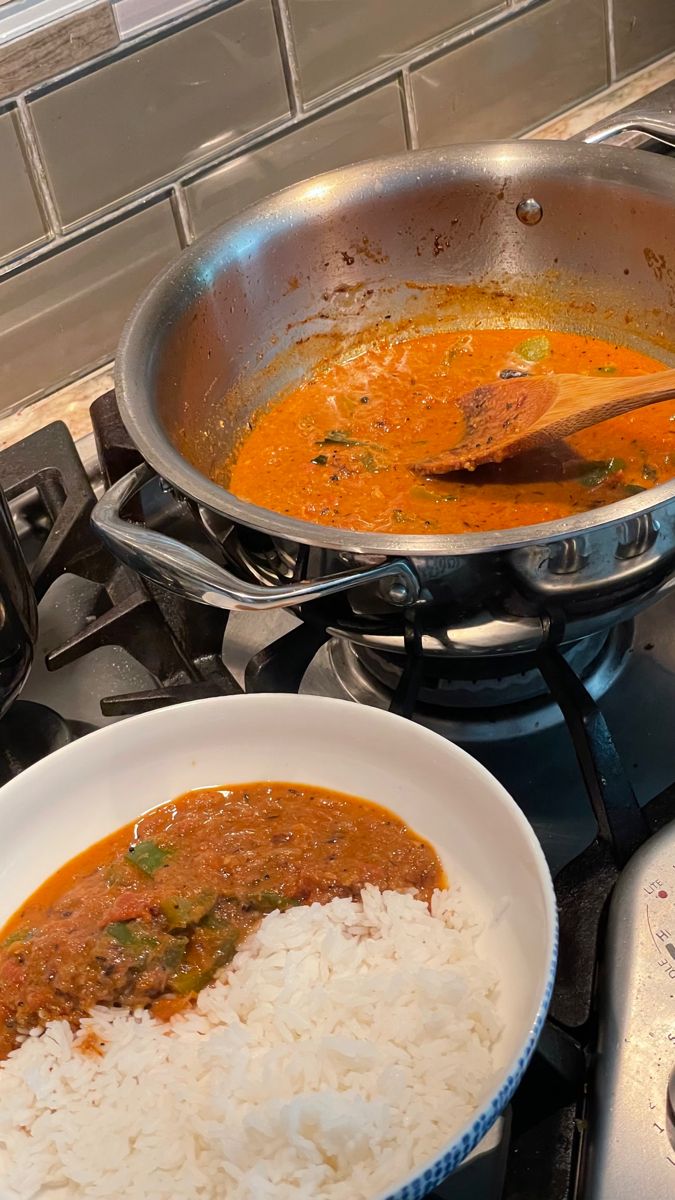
[667,1067,675,1150]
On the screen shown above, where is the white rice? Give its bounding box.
[0,886,501,1200]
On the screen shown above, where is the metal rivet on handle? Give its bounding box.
[387,580,413,606]
[516,198,543,226]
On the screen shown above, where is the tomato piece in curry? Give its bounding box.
[226,328,670,534]
[0,782,443,1059]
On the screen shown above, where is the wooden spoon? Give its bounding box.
[412,368,675,475]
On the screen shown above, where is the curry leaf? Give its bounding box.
[311,454,328,466]
[643,462,659,482]
[318,430,385,453]
[514,335,550,362]
[578,457,626,488]
[126,840,174,876]
[318,430,364,447]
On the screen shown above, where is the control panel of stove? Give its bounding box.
[581,820,675,1198]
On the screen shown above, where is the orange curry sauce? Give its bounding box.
[227,329,670,534]
[0,782,443,1058]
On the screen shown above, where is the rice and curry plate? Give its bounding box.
[0,781,501,1200]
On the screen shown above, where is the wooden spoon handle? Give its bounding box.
[548,367,675,432]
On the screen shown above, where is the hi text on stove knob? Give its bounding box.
[667,1066,675,1151]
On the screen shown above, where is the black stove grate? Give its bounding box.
[7,396,241,729]
[0,419,107,600]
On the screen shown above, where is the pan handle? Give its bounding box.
[91,463,420,611]
[583,116,675,149]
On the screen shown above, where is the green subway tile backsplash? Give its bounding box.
[0,201,180,409]
[284,0,506,104]
[29,0,290,228]
[411,0,608,146]
[0,0,673,414]
[0,109,46,262]
[612,0,675,79]
[185,83,408,236]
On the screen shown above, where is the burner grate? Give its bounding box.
[0,396,241,742]
[0,420,107,599]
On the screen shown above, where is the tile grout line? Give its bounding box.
[170,184,194,248]
[298,2,533,118]
[270,0,303,118]
[400,68,419,150]
[109,0,121,40]
[14,96,63,238]
[605,0,618,82]
[0,183,174,281]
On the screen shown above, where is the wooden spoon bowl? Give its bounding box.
[413,368,675,475]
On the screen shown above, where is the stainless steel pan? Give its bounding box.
[93,120,675,655]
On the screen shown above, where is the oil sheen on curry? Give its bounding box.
[227,329,670,534]
[0,783,442,1059]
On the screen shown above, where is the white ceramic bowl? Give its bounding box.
[0,694,557,1196]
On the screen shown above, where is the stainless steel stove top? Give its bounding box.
[581,817,675,1198]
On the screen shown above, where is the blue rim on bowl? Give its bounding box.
[382,925,558,1199]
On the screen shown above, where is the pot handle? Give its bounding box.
[583,116,675,148]
[91,463,420,611]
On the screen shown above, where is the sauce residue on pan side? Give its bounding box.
[226,328,669,534]
[0,782,443,1058]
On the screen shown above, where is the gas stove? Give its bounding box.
[5,82,675,1200]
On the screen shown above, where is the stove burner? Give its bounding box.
[0,701,93,785]
[327,622,632,731]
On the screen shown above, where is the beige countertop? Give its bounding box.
[525,50,675,141]
[0,364,114,452]
[2,50,674,454]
